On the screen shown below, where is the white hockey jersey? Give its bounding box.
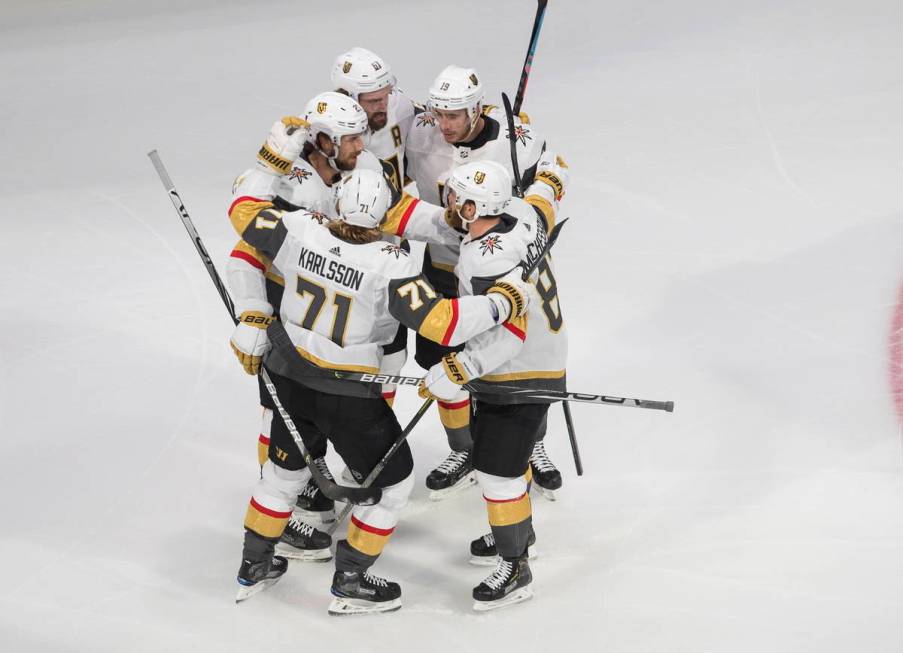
[455,197,567,402]
[365,88,419,190]
[403,105,546,295]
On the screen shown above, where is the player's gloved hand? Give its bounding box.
[533,151,570,201]
[230,310,274,375]
[487,271,531,322]
[256,116,310,175]
[418,352,477,401]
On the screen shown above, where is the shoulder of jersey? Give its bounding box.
[361,240,417,278]
[282,157,317,186]
[389,88,421,121]
[461,226,522,276]
[284,209,331,230]
[484,105,544,158]
[356,150,383,171]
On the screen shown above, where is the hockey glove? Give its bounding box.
[487,272,531,322]
[230,310,274,375]
[419,352,478,401]
[533,152,570,201]
[256,116,310,175]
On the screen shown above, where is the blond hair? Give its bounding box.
[327,220,382,244]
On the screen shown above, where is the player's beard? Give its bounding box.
[335,152,358,171]
[369,112,388,131]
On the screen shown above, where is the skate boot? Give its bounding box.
[275,514,333,561]
[472,552,533,611]
[294,458,336,522]
[328,569,402,615]
[426,449,475,501]
[529,440,562,500]
[235,555,288,603]
[469,530,537,566]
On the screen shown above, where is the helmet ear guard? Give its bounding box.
[447,161,512,223]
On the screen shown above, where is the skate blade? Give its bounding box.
[274,543,333,562]
[428,472,476,501]
[468,545,537,567]
[472,586,533,612]
[235,576,282,603]
[292,507,336,524]
[328,596,402,616]
[533,485,558,501]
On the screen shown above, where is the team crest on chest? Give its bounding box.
[381,243,408,258]
[289,166,312,184]
[479,234,503,256]
[512,125,532,146]
[416,112,436,127]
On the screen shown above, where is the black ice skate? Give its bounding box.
[275,514,333,562]
[294,458,336,522]
[469,530,537,566]
[472,553,533,611]
[426,449,475,501]
[235,555,288,603]
[529,440,562,500]
[328,569,402,615]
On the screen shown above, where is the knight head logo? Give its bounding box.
[342,61,352,74]
[469,73,479,86]
[474,171,486,185]
[317,102,328,114]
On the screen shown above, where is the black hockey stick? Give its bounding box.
[513,0,549,116]
[326,397,435,535]
[562,401,583,475]
[147,149,381,506]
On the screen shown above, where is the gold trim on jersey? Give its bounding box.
[229,198,276,234]
[480,369,566,382]
[429,258,456,273]
[265,269,285,286]
[525,194,556,231]
[294,346,379,374]
[418,300,457,345]
[485,493,531,527]
[381,193,419,236]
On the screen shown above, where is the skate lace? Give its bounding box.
[436,450,469,474]
[484,559,514,591]
[314,457,335,481]
[481,533,495,547]
[301,458,334,498]
[288,514,316,537]
[363,571,388,588]
[529,441,556,473]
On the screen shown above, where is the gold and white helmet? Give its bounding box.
[447,161,512,223]
[302,91,369,156]
[428,65,484,128]
[331,47,395,99]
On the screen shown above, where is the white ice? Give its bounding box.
[2,0,903,651]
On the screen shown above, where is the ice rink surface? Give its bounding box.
[2,0,903,650]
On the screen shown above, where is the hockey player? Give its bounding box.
[329,46,419,191]
[230,166,531,613]
[229,91,392,532]
[400,64,565,499]
[412,160,568,610]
